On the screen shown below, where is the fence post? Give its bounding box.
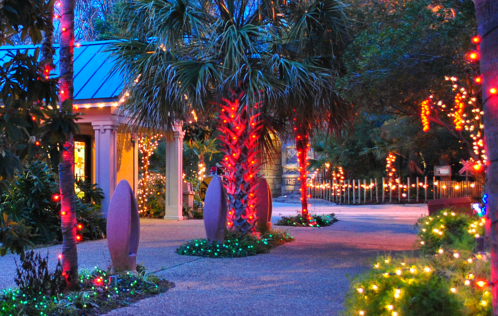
[370,178,373,203]
[407,178,410,203]
[364,179,367,204]
[398,177,401,203]
[358,180,361,204]
[433,176,436,200]
[375,178,379,203]
[353,180,356,204]
[382,177,385,203]
[416,177,419,203]
[424,176,428,202]
[347,180,350,204]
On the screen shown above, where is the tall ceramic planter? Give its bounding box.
[107,180,140,272]
[203,175,228,243]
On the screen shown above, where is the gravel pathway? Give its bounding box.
[0,203,427,316]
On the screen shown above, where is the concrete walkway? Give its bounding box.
[0,203,427,316]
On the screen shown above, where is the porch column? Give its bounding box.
[164,124,185,220]
[92,121,119,217]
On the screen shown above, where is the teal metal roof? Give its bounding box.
[0,41,123,101]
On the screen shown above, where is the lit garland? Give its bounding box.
[385,153,397,190]
[217,95,261,234]
[137,134,162,214]
[421,99,431,132]
[453,93,465,131]
[295,121,314,225]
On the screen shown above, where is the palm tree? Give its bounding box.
[188,139,220,181]
[109,0,350,232]
[58,0,78,289]
[473,0,498,312]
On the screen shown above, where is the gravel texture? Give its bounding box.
[0,203,427,316]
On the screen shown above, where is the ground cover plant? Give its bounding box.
[0,252,174,316]
[177,229,293,258]
[342,209,491,316]
[276,213,339,227]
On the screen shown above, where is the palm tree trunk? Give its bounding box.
[474,0,498,314]
[218,94,261,234]
[59,0,78,289]
[295,125,311,224]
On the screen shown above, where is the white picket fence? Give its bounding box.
[308,177,483,204]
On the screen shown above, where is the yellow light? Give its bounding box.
[482,301,487,306]
[464,280,470,286]
[438,249,444,254]
[372,285,378,290]
[359,311,365,316]
[410,268,416,274]
[396,270,402,275]
[357,288,364,294]
[424,267,431,273]
[451,288,457,293]
[387,305,393,310]
[454,253,459,258]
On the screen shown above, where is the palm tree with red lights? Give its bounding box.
[473,0,498,313]
[58,0,79,289]
[109,0,351,232]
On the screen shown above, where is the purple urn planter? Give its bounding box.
[203,175,228,243]
[255,178,273,230]
[107,180,140,272]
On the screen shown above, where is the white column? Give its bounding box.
[164,124,185,220]
[92,121,119,217]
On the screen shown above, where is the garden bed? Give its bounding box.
[177,229,293,258]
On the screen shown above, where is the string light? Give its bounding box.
[217,95,260,233]
[137,134,163,214]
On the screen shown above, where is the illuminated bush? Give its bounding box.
[416,211,484,253]
[343,210,490,316]
[343,253,491,316]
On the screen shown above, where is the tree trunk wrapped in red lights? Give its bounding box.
[295,124,313,225]
[59,0,78,289]
[217,95,262,234]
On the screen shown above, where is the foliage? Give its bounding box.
[139,173,165,218]
[1,264,174,315]
[0,160,106,244]
[276,213,338,227]
[0,0,55,45]
[14,250,64,298]
[108,0,351,132]
[177,229,294,258]
[0,213,35,260]
[342,253,491,316]
[0,49,58,190]
[416,210,484,254]
[338,0,477,115]
[343,210,491,316]
[75,179,104,205]
[75,199,106,241]
[0,160,61,243]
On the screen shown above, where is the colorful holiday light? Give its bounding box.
[137,134,162,214]
[217,95,261,234]
[421,99,431,132]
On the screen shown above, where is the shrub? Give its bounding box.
[1,265,174,315]
[177,229,294,258]
[14,250,65,298]
[342,253,491,316]
[416,211,484,253]
[343,209,491,316]
[276,213,338,227]
[0,160,107,245]
[0,214,35,259]
[0,161,61,243]
[139,173,165,218]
